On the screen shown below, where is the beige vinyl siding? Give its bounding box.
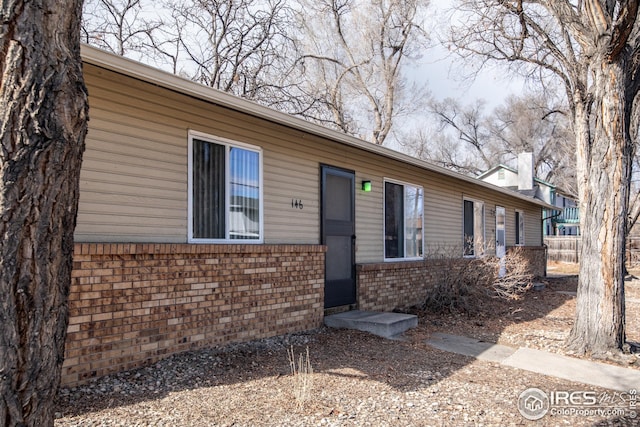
[77,115,187,242]
[77,63,544,261]
[355,174,383,263]
[262,153,319,243]
[79,64,330,244]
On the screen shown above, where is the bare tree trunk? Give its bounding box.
[567,61,631,355]
[0,1,88,426]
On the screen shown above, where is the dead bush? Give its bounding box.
[490,246,534,300]
[422,244,534,314]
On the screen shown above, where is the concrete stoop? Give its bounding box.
[324,310,418,339]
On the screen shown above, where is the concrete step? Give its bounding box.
[324,310,418,339]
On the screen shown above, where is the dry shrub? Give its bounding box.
[287,346,313,408]
[422,244,534,314]
[491,246,534,300]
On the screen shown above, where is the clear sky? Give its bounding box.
[411,1,527,110]
[407,45,526,110]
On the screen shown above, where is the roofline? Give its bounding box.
[478,164,557,189]
[476,164,516,180]
[80,44,553,210]
[555,188,578,199]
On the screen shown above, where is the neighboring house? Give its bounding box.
[549,191,580,236]
[478,153,580,236]
[63,45,553,385]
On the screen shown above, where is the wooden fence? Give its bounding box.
[544,236,581,263]
[545,235,640,265]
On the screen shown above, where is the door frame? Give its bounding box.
[495,205,506,276]
[320,164,356,308]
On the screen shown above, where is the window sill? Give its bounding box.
[188,238,264,244]
[383,256,424,262]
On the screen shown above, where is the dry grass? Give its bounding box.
[287,346,314,408]
[547,261,580,275]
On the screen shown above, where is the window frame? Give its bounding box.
[187,130,264,244]
[462,197,486,258]
[383,178,424,261]
[515,210,525,246]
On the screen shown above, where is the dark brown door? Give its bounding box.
[321,165,356,308]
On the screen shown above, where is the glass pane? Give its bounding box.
[517,212,525,245]
[404,186,423,258]
[474,202,485,254]
[385,182,404,258]
[496,207,505,228]
[325,174,352,221]
[229,147,260,240]
[325,235,352,281]
[496,207,506,255]
[193,139,225,239]
[463,200,474,256]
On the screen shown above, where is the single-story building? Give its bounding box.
[63,45,552,385]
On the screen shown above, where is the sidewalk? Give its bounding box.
[426,332,640,392]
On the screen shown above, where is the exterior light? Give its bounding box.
[362,180,372,192]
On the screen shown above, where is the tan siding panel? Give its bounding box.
[263,152,319,244]
[78,64,545,259]
[77,78,188,242]
[355,175,384,263]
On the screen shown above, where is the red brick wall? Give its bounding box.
[63,243,325,385]
[357,259,450,312]
[508,246,547,278]
[357,248,547,312]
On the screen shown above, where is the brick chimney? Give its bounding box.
[517,152,534,191]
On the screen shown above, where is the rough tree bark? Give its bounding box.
[0,1,88,426]
[568,58,634,355]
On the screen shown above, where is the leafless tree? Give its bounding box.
[294,0,430,145]
[398,125,483,174]
[164,0,299,104]
[402,92,576,192]
[81,0,431,143]
[423,97,497,174]
[449,0,640,356]
[0,0,89,425]
[490,93,577,194]
[82,0,163,57]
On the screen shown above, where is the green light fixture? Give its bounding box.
[362,180,372,192]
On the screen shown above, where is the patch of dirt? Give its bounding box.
[55,275,640,427]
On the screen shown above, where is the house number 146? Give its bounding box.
[291,199,304,209]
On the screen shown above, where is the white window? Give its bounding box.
[515,210,525,245]
[384,180,424,260]
[188,131,263,243]
[463,198,485,257]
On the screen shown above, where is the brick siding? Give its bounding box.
[63,243,325,386]
[357,247,546,312]
[509,246,547,278]
[357,259,451,312]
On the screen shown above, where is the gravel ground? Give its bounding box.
[55,271,640,427]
